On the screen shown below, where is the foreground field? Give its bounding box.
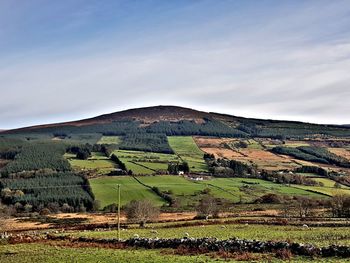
[68,222,350,247]
[0,244,216,263]
[1,243,341,263]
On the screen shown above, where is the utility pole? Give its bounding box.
[117,184,121,240]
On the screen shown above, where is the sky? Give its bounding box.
[1,0,350,129]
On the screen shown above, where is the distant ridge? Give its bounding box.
[1,105,350,135]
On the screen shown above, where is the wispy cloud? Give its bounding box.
[0,0,350,128]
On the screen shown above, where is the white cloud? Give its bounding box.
[0,0,350,128]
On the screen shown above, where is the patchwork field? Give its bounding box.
[168,136,208,172]
[113,150,180,175]
[89,176,165,208]
[200,177,323,202]
[97,136,121,145]
[194,136,300,171]
[90,175,325,209]
[65,152,116,175]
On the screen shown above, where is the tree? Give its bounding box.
[92,200,101,211]
[125,200,159,227]
[330,194,350,217]
[0,202,8,230]
[76,149,90,160]
[196,196,220,219]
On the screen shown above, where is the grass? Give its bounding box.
[113,150,180,175]
[136,176,324,205]
[68,222,350,247]
[292,184,350,197]
[168,136,208,172]
[90,175,327,210]
[246,139,263,150]
[65,152,116,175]
[199,178,324,202]
[313,177,350,188]
[0,243,218,263]
[97,136,121,145]
[89,176,165,208]
[2,242,349,263]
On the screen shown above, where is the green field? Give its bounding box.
[312,177,350,188]
[97,136,121,145]
[89,176,165,208]
[0,244,217,263]
[293,177,350,196]
[90,175,326,209]
[69,222,350,247]
[168,136,208,172]
[2,240,348,263]
[199,178,324,202]
[113,150,180,175]
[65,152,116,175]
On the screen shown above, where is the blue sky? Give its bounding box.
[1,0,350,129]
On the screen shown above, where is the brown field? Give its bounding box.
[194,137,301,171]
[193,136,237,148]
[1,212,198,232]
[328,147,350,161]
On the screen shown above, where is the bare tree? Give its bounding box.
[196,196,220,219]
[125,200,159,227]
[0,202,8,232]
[330,194,350,217]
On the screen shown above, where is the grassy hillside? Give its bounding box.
[89,176,165,208]
[65,152,116,175]
[89,175,324,210]
[168,136,208,172]
[113,150,180,175]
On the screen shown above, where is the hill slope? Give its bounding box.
[2,105,350,139]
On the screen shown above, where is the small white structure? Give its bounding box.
[178,171,184,175]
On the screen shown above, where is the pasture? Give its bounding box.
[97,136,121,145]
[65,152,116,175]
[90,175,325,209]
[68,222,350,247]
[113,150,180,175]
[168,136,208,172]
[89,176,165,208]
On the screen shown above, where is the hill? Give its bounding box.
[2,105,350,139]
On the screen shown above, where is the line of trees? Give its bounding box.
[272,146,350,168]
